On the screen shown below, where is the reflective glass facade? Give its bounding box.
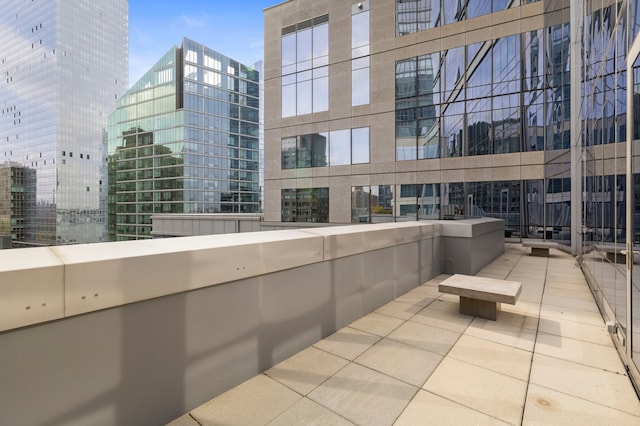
[0,0,128,246]
[266,0,640,397]
[108,39,260,241]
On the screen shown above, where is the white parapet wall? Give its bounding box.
[0,219,502,425]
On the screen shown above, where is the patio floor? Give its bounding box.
[169,244,640,425]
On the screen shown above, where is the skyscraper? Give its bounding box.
[0,0,128,246]
[107,38,260,241]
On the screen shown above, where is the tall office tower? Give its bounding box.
[264,0,640,388]
[107,38,260,241]
[0,0,128,246]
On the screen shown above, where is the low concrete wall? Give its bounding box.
[0,219,503,425]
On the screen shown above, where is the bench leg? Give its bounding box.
[459,297,500,321]
[531,247,549,257]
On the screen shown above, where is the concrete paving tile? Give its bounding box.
[529,353,640,416]
[166,414,199,426]
[313,327,381,361]
[537,316,612,346]
[523,384,640,426]
[465,320,537,352]
[389,320,461,356]
[267,398,355,426]
[539,303,604,327]
[394,390,510,426]
[191,375,300,426]
[355,338,443,387]
[447,334,533,381]
[423,357,527,424]
[534,332,626,374]
[411,303,474,333]
[543,285,594,301]
[308,363,417,426]
[266,346,349,396]
[542,293,600,313]
[349,312,405,337]
[427,298,459,313]
[394,290,437,308]
[375,300,423,320]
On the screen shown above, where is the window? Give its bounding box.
[352,5,370,106]
[281,15,329,117]
[281,128,369,169]
[282,188,329,222]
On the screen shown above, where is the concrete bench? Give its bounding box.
[595,243,626,264]
[522,240,560,257]
[438,274,522,321]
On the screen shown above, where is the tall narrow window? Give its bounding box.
[281,16,329,117]
[352,3,370,106]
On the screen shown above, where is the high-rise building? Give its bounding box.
[107,38,260,241]
[0,0,128,246]
[0,163,37,246]
[264,0,640,391]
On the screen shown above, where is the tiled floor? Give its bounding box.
[169,244,640,425]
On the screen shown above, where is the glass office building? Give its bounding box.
[107,38,260,241]
[265,0,640,392]
[0,0,128,246]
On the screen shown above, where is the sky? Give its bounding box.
[128,0,278,86]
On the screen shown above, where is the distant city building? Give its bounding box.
[0,163,37,246]
[0,0,128,246]
[107,38,260,241]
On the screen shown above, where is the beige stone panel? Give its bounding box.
[466,13,494,32]
[417,158,441,172]
[311,0,329,17]
[312,110,330,123]
[394,44,419,62]
[370,0,395,54]
[416,170,441,184]
[351,114,371,129]
[441,33,466,50]
[280,169,297,180]
[370,173,396,186]
[601,142,617,160]
[416,28,442,48]
[295,113,314,127]
[296,178,313,189]
[329,12,350,65]
[615,141,626,158]
[265,168,282,182]
[466,28,492,45]
[441,157,465,172]
[465,155,492,169]
[494,152,521,167]
[441,168,465,183]
[263,188,281,222]
[313,176,330,188]
[492,20,521,39]
[312,167,330,177]
[351,163,371,176]
[311,121,330,134]
[395,172,418,185]
[370,162,396,175]
[521,1,545,18]
[330,164,352,177]
[263,39,281,80]
[329,182,352,223]
[296,168,313,179]
[544,9,566,28]
[441,20,466,37]
[370,112,395,163]
[329,62,351,120]
[396,160,418,173]
[493,6,521,24]
[329,117,352,131]
[466,167,492,182]
[351,174,370,186]
[521,14,545,33]
[351,104,371,118]
[370,51,396,115]
[394,32,419,50]
[594,159,604,176]
[603,158,625,175]
[264,83,281,130]
[520,151,545,166]
[280,177,298,189]
[492,166,522,181]
[265,178,282,191]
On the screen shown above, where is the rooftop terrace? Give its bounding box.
[170,245,640,425]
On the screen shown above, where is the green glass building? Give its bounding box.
[107,38,260,241]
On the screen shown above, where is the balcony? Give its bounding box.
[1,221,638,425]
